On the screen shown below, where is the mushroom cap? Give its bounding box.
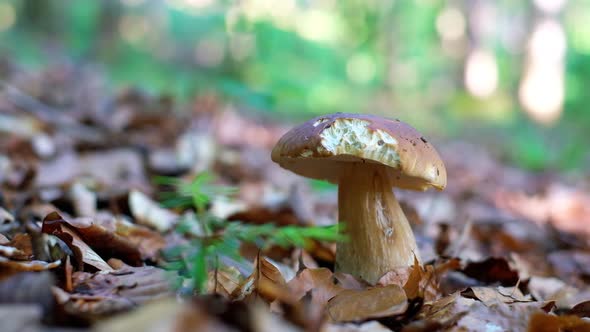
[271,113,447,191]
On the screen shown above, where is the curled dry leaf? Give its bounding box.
[42,213,112,271]
[379,258,458,302]
[232,255,293,304]
[42,212,142,269]
[326,284,408,323]
[207,266,244,297]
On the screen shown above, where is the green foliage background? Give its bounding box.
[1,0,589,170]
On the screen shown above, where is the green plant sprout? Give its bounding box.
[156,172,345,293]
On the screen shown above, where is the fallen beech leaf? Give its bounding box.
[379,258,447,302]
[112,217,166,261]
[527,312,590,332]
[207,266,244,297]
[42,212,142,268]
[377,266,411,288]
[569,301,590,318]
[6,233,33,260]
[232,255,292,304]
[420,292,548,331]
[462,286,532,306]
[461,257,519,286]
[0,256,61,276]
[42,214,112,271]
[403,258,428,300]
[334,272,367,290]
[288,268,344,309]
[326,284,407,322]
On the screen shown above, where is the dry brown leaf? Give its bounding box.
[6,233,33,260]
[42,212,142,269]
[111,217,167,261]
[42,214,112,271]
[207,266,244,297]
[419,292,549,331]
[288,268,345,309]
[232,255,293,304]
[334,272,367,290]
[326,284,408,322]
[0,256,61,279]
[461,257,520,286]
[377,266,412,288]
[527,312,590,332]
[569,301,590,318]
[462,286,532,306]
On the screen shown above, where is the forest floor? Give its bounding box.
[1,62,590,332]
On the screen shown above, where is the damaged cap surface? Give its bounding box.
[271,113,446,190]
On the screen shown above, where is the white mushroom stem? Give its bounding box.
[336,163,420,284]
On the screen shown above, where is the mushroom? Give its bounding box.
[271,113,446,284]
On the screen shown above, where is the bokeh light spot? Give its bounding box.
[519,64,564,125]
[346,54,376,84]
[436,7,466,41]
[464,49,498,98]
[529,19,566,63]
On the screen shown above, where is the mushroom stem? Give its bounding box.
[336,163,420,284]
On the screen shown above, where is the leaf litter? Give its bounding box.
[0,61,590,331]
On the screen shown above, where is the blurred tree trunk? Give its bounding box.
[20,0,58,37]
[96,0,121,61]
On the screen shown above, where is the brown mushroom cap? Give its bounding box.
[271,113,446,191]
